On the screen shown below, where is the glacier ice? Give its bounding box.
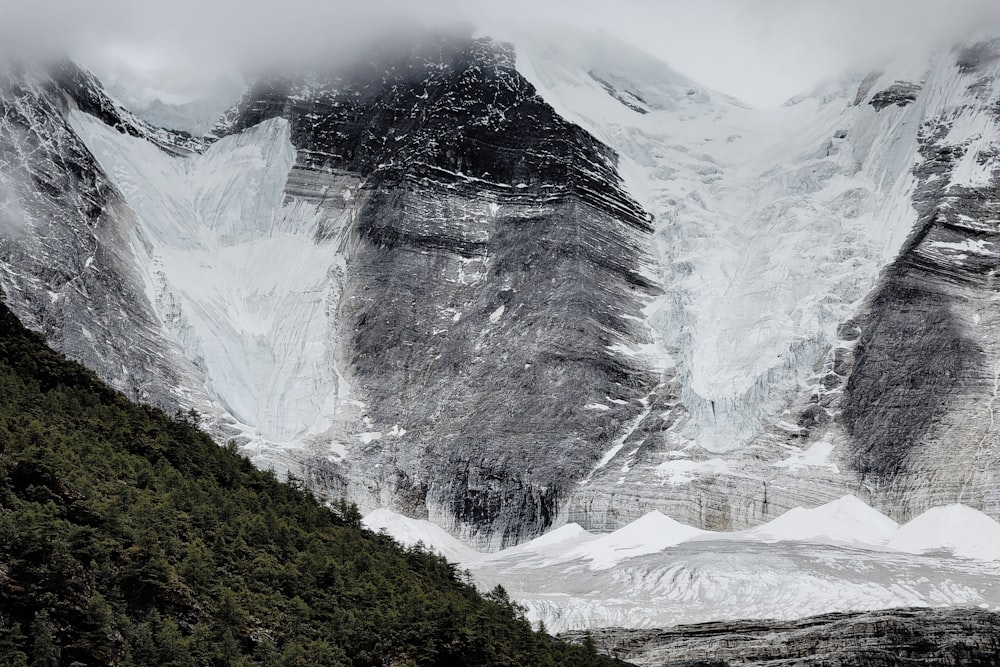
[69,112,352,446]
[515,33,930,452]
[366,496,1000,633]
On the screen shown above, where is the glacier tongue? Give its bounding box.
[70,112,348,444]
[515,34,923,452]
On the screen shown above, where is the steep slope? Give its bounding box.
[2,37,660,548]
[0,295,624,667]
[0,61,211,413]
[517,33,1000,531]
[188,32,659,548]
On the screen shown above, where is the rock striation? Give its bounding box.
[561,607,1000,666]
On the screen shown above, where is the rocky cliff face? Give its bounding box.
[2,35,660,548]
[561,607,1000,666]
[215,33,659,547]
[0,62,209,411]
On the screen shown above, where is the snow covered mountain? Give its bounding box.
[519,33,1000,534]
[6,30,1000,562]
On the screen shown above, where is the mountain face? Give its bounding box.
[6,32,1000,555]
[1,35,658,549]
[212,35,658,548]
[516,36,1000,532]
[0,62,209,412]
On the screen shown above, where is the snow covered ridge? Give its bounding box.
[366,497,1000,632]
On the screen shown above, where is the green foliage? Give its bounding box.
[0,302,624,666]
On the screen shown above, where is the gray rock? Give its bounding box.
[561,607,1000,666]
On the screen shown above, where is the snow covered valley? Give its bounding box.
[366,496,1000,633]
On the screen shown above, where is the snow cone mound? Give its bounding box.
[889,505,1000,560]
[558,511,708,569]
[363,509,481,563]
[747,495,898,546]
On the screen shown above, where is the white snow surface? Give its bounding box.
[363,509,482,563]
[745,495,898,547]
[70,112,351,444]
[366,496,1000,632]
[889,505,1000,560]
[515,34,991,452]
[556,511,707,570]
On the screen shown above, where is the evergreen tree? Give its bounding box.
[28,611,58,667]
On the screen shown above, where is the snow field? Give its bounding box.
[366,497,1000,632]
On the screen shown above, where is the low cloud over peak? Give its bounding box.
[3,0,1000,107]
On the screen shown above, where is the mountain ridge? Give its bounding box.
[6,32,1000,548]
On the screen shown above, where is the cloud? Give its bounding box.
[3,0,1000,107]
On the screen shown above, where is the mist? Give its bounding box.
[3,0,1000,107]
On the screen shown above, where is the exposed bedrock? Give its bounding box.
[562,607,1000,667]
[221,33,659,547]
[840,118,1000,521]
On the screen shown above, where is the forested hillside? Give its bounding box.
[0,298,621,666]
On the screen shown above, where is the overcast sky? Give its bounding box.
[4,0,1000,107]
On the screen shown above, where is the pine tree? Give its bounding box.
[28,610,58,667]
[0,621,29,667]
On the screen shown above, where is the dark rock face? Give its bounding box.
[869,82,921,110]
[562,608,1000,666]
[840,112,1000,512]
[957,39,1000,74]
[221,34,658,546]
[588,71,650,114]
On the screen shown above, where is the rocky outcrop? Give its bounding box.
[869,81,921,110]
[220,33,659,548]
[562,607,1000,666]
[839,117,1000,519]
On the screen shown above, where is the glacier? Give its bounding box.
[67,109,363,476]
[366,497,1000,634]
[516,33,923,452]
[8,31,1000,558]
